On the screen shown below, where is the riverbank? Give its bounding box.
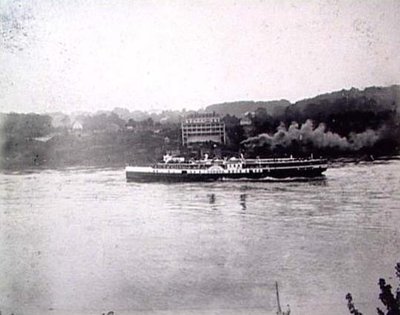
[0,131,169,170]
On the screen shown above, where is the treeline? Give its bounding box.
[0,85,399,169]
[0,112,181,169]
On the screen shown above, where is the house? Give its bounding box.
[72,120,83,130]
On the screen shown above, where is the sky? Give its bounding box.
[1,0,400,113]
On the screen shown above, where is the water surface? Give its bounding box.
[1,161,399,315]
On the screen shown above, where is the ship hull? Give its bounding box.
[125,164,327,182]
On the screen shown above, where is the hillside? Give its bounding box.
[205,86,400,119]
[286,85,400,121]
[1,85,400,169]
[241,85,400,157]
[205,100,291,117]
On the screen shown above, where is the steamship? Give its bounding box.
[125,154,328,182]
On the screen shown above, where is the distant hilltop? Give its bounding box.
[205,100,291,117]
[287,85,400,117]
[0,85,399,120]
[205,85,400,118]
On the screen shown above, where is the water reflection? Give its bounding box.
[240,194,247,211]
[207,193,218,211]
[208,193,216,204]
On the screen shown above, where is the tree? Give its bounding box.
[251,108,279,135]
[1,113,53,138]
[222,114,245,149]
[347,263,400,315]
[346,293,363,315]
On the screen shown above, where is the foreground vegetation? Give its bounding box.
[346,263,400,315]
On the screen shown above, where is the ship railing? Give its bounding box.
[153,163,212,169]
[241,158,327,168]
[243,157,326,163]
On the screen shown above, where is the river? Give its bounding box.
[1,160,399,315]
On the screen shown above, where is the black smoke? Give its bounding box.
[242,120,387,156]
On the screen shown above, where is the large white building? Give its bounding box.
[181,112,226,146]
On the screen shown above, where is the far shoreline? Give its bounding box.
[1,154,399,173]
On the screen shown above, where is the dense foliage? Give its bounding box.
[0,113,52,138]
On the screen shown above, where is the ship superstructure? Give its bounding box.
[125,154,328,182]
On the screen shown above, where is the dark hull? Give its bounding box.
[126,166,327,182]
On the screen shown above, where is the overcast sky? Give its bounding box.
[1,0,400,113]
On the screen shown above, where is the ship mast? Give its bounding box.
[276,281,282,314]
